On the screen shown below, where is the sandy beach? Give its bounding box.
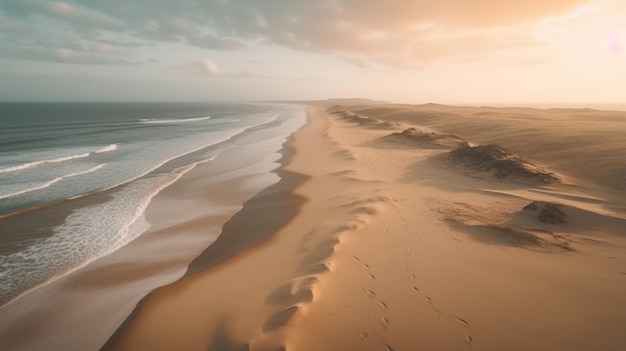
[101,103,626,351]
[4,1,626,350]
[0,105,306,350]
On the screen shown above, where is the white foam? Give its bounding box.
[95,144,118,153]
[80,115,283,197]
[0,158,210,306]
[0,144,117,174]
[0,164,105,200]
[0,153,91,173]
[0,106,307,305]
[139,116,211,124]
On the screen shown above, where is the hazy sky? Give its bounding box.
[0,0,624,103]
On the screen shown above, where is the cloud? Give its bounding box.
[49,47,132,64]
[187,34,247,50]
[4,46,135,65]
[92,43,117,54]
[0,7,131,65]
[0,18,133,66]
[0,0,597,67]
[2,0,118,28]
[179,59,221,76]
[175,61,318,80]
[42,1,117,27]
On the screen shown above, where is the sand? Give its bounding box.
[0,124,301,350]
[105,103,626,351]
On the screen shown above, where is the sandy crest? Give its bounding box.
[110,105,626,351]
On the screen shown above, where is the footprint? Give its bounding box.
[353,256,360,262]
[364,263,370,269]
[359,332,369,342]
[465,334,473,344]
[379,301,388,309]
[381,316,389,330]
[363,288,376,297]
[412,286,419,293]
[368,273,376,280]
[424,296,432,303]
[456,318,469,327]
[383,343,395,351]
[410,274,416,279]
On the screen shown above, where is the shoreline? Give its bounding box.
[2,102,625,350]
[102,122,310,350]
[108,104,626,351]
[106,106,335,351]
[0,105,307,351]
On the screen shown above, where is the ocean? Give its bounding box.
[0,102,306,306]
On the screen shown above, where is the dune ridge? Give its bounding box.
[382,127,469,149]
[523,201,568,224]
[327,105,401,129]
[447,144,559,183]
[341,104,626,198]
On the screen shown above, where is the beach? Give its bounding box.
[2,102,626,350]
[3,1,626,349]
[104,103,626,351]
[0,103,307,350]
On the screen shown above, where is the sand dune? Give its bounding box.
[523,201,569,223]
[447,144,559,183]
[380,127,469,149]
[107,103,626,351]
[327,105,401,129]
[437,200,574,252]
[515,200,626,234]
[345,103,626,197]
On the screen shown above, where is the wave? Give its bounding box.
[0,144,117,174]
[0,158,212,306]
[0,164,105,200]
[2,115,281,203]
[95,144,118,153]
[69,115,281,199]
[139,116,211,124]
[0,108,306,305]
[0,115,280,213]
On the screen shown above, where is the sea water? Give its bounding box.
[0,102,306,305]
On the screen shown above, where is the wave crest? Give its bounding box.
[0,164,105,200]
[0,144,117,174]
[139,116,211,124]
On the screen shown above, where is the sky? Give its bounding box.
[0,0,624,104]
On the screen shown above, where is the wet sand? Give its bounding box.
[0,121,304,351]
